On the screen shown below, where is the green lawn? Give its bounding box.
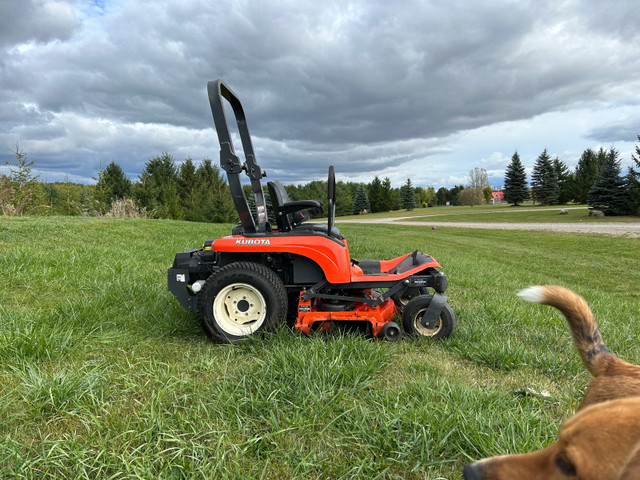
[2,217,639,479]
[340,203,640,224]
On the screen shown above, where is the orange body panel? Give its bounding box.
[213,234,352,283]
[213,235,442,285]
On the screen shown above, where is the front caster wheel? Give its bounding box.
[381,321,402,342]
[402,295,455,339]
[198,262,287,343]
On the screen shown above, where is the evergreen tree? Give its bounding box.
[400,178,417,210]
[352,184,371,214]
[177,158,201,221]
[196,159,236,223]
[595,147,608,171]
[553,157,572,204]
[1,143,39,215]
[380,177,393,211]
[367,176,384,213]
[627,134,640,215]
[436,187,448,205]
[588,147,629,216]
[95,161,132,212]
[530,149,559,205]
[335,181,354,217]
[573,149,600,204]
[447,185,464,206]
[134,152,182,219]
[43,183,60,208]
[503,151,528,205]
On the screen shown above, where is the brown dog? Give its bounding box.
[463,285,640,480]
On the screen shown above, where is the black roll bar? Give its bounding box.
[207,79,269,233]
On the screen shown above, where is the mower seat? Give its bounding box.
[267,180,343,239]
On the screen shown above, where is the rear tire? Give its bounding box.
[198,262,287,343]
[402,295,455,339]
[393,287,428,311]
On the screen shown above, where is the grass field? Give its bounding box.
[341,203,640,224]
[2,216,640,479]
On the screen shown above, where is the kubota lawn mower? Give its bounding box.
[168,79,455,344]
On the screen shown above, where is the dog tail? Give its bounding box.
[518,285,613,377]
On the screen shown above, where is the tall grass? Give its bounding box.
[1,216,639,478]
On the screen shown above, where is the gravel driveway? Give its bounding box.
[338,216,640,238]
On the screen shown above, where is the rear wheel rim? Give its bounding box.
[213,283,267,336]
[412,308,443,337]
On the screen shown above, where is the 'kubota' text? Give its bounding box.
[235,239,271,246]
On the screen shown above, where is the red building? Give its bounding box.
[491,191,504,204]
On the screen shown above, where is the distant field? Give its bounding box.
[2,217,640,479]
[342,204,640,224]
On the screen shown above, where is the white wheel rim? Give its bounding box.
[413,308,443,337]
[213,283,267,336]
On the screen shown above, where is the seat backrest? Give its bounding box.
[267,180,311,232]
[267,180,291,231]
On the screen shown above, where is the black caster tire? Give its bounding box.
[381,321,402,342]
[198,262,287,343]
[402,295,455,339]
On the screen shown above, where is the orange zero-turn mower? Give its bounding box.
[168,79,455,344]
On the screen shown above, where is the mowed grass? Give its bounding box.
[341,203,640,224]
[1,217,640,479]
[405,206,640,224]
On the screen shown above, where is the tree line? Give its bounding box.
[504,135,640,215]
[1,148,469,220]
[3,134,639,221]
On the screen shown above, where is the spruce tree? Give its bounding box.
[134,152,182,219]
[352,184,371,214]
[381,177,393,211]
[573,149,599,204]
[197,159,236,223]
[503,151,528,205]
[2,143,39,215]
[530,149,559,205]
[553,158,572,204]
[588,147,629,216]
[96,161,132,212]
[368,176,384,213]
[627,134,640,215]
[401,178,417,210]
[178,158,201,221]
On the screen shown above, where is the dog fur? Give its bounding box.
[463,285,640,480]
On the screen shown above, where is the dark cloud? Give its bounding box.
[0,0,80,46]
[1,0,639,185]
[587,117,640,144]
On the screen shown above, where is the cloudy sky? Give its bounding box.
[1,0,639,189]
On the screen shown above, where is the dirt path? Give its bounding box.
[338,214,640,238]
